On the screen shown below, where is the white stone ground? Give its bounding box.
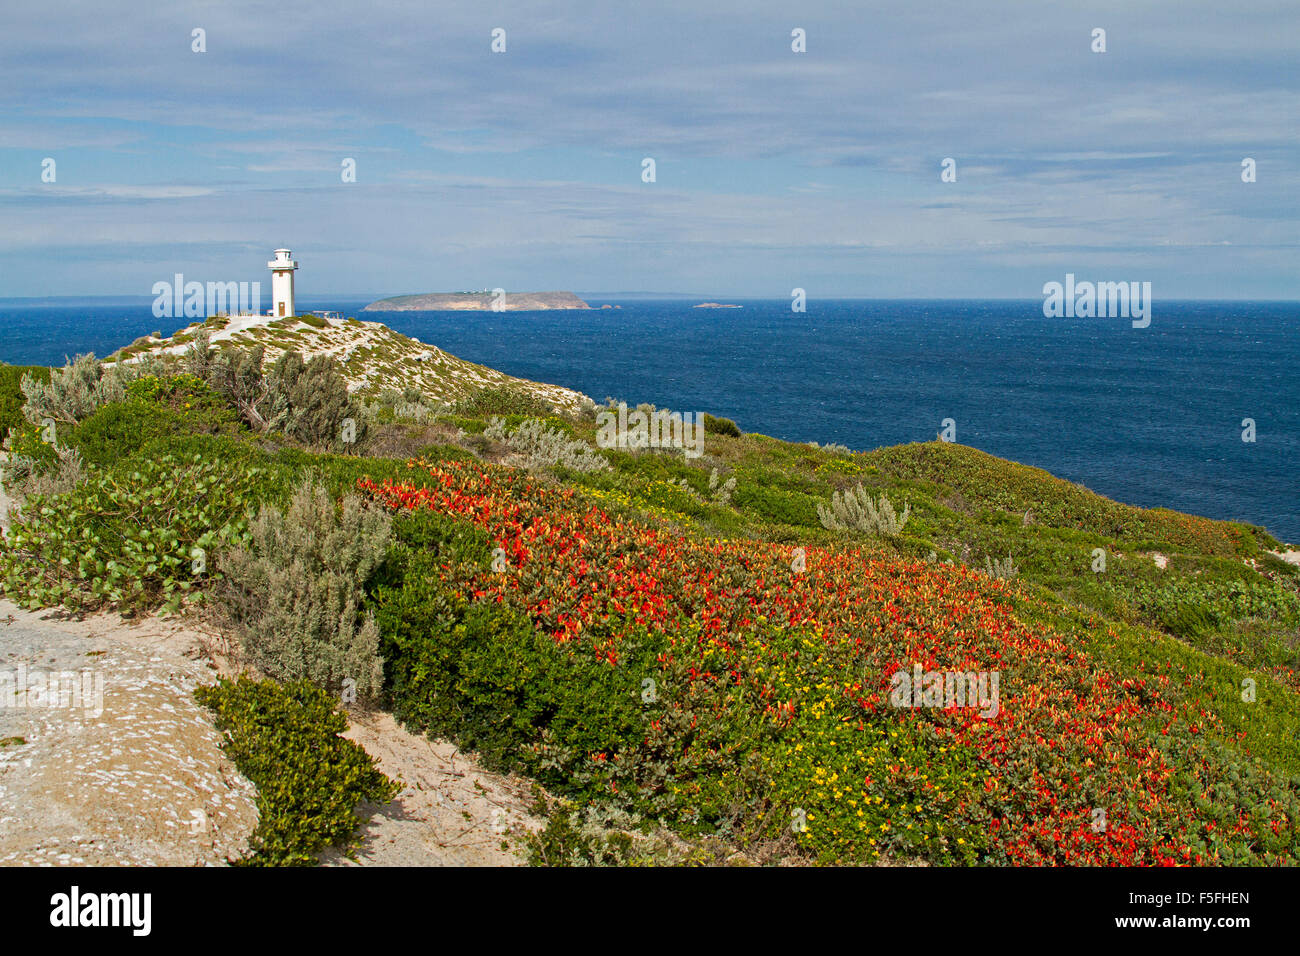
[0,602,259,865]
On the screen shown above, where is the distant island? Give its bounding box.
[694,302,742,309]
[364,291,590,311]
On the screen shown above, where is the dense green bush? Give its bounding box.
[124,371,225,410]
[194,677,399,866]
[703,413,742,437]
[214,480,391,700]
[69,377,241,469]
[453,384,554,419]
[0,453,263,614]
[375,506,496,579]
[730,481,820,528]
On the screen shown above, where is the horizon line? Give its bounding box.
[1,293,1297,305]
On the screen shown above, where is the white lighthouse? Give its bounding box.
[267,248,298,318]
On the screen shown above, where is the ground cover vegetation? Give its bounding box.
[0,340,1296,866]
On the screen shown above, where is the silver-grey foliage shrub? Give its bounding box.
[362,387,444,424]
[984,553,1019,580]
[263,351,363,448]
[202,343,270,430]
[817,484,910,535]
[214,480,391,701]
[708,468,736,505]
[2,444,84,505]
[483,416,609,473]
[22,354,127,425]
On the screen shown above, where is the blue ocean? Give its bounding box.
[1,297,1295,543]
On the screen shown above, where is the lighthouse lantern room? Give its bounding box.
[268,248,298,318]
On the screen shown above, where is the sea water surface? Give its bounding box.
[1,297,1295,542]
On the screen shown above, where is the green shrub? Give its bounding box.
[69,379,241,469]
[731,482,820,528]
[194,677,399,866]
[136,433,279,481]
[214,479,391,700]
[703,413,741,437]
[379,506,496,579]
[1125,575,1300,638]
[0,453,263,614]
[453,385,554,419]
[125,371,225,411]
[376,592,651,782]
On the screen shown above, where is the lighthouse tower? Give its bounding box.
[267,248,298,318]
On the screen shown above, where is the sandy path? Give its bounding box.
[323,711,540,866]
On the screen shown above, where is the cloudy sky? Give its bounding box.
[0,1,1295,298]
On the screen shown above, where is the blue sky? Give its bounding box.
[0,0,1295,298]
